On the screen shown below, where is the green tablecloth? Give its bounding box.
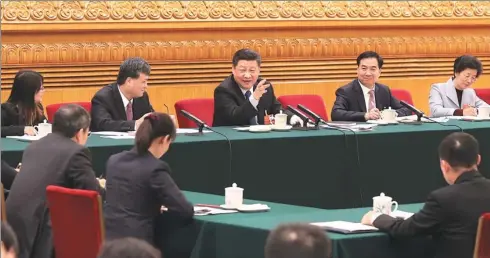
[181,191,431,258]
[2,120,490,209]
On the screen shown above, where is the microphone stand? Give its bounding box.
[185,123,205,136]
[291,117,319,131]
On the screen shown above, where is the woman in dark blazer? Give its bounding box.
[1,70,46,137]
[103,112,194,246]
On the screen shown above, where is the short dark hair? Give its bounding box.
[438,132,479,169]
[116,57,151,85]
[2,222,19,255]
[232,49,261,67]
[453,55,483,78]
[97,237,161,258]
[265,223,331,258]
[356,51,383,69]
[135,112,176,154]
[52,104,91,138]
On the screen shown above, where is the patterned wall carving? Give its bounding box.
[2,1,490,22]
[3,36,490,65]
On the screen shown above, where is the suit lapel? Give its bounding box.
[461,89,474,107]
[230,75,247,105]
[353,80,367,112]
[111,83,128,120]
[374,84,388,109]
[445,79,460,107]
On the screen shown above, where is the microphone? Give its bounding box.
[398,101,463,131]
[286,105,317,130]
[163,104,169,114]
[297,104,327,127]
[179,110,209,136]
[399,100,424,122]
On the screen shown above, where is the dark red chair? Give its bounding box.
[46,102,92,122]
[277,94,329,121]
[391,89,414,106]
[46,185,104,258]
[174,98,214,128]
[475,88,490,104]
[474,213,490,258]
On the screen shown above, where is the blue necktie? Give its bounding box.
[244,91,258,125]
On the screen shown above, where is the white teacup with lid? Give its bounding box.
[274,110,288,128]
[373,192,398,215]
[35,119,52,138]
[225,183,243,208]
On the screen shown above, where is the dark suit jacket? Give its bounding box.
[213,75,292,126]
[331,79,411,122]
[1,160,17,190]
[103,149,194,246]
[6,133,104,258]
[90,83,154,132]
[374,171,490,258]
[1,102,46,137]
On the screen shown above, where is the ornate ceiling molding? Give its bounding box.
[2,1,490,22]
[3,36,490,65]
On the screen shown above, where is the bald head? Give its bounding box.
[265,223,331,258]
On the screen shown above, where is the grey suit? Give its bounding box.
[429,78,489,117]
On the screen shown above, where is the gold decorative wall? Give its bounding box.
[2,1,490,115]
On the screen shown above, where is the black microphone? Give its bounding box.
[399,100,424,122]
[163,104,169,114]
[179,110,209,135]
[286,105,317,130]
[297,104,327,127]
[398,101,463,131]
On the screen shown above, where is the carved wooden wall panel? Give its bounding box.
[2,1,490,115]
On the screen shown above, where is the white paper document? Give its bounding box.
[391,210,414,219]
[176,128,212,134]
[194,206,238,216]
[310,221,378,234]
[90,131,131,136]
[100,135,135,139]
[6,135,43,142]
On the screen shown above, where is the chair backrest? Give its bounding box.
[391,89,414,106]
[475,88,490,104]
[174,98,214,128]
[474,213,490,258]
[46,185,104,258]
[46,102,92,122]
[277,94,329,121]
[1,183,6,222]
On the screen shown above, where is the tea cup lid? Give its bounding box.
[226,183,243,190]
[373,192,390,199]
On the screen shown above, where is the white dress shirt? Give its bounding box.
[359,80,376,111]
[118,85,133,109]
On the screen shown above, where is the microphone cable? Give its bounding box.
[205,127,233,186]
[423,116,463,132]
[324,123,364,207]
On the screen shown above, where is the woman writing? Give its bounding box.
[429,55,488,117]
[103,112,194,246]
[1,70,46,137]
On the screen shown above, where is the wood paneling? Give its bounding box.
[2,1,490,116]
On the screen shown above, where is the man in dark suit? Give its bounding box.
[361,132,490,258]
[213,49,302,127]
[6,104,105,258]
[331,51,411,121]
[91,57,154,132]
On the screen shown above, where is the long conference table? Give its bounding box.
[164,191,433,258]
[2,120,490,209]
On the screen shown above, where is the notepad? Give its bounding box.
[176,128,212,134]
[310,221,378,234]
[100,135,135,139]
[391,210,414,219]
[6,135,43,142]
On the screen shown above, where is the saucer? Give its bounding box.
[270,125,292,131]
[462,116,490,122]
[219,204,239,210]
[249,125,272,133]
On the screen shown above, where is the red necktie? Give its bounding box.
[126,103,133,120]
